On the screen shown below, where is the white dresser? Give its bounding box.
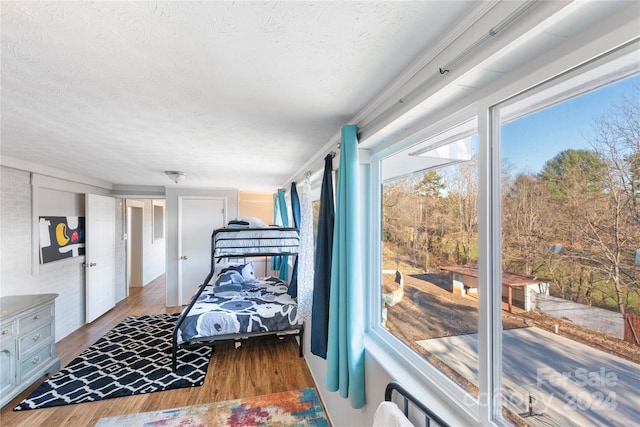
[0,294,60,408]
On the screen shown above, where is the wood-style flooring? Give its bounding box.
[0,275,317,426]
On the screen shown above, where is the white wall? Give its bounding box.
[114,199,127,302]
[0,163,239,338]
[0,166,125,341]
[143,199,165,283]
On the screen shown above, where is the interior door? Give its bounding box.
[85,194,116,323]
[178,197,225,305]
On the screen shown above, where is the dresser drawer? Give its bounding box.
[19,343,54,383]
[1,339,17,397]
[19,323,53,358]
[18,306,53,334]
[0,320,16,342]
[0,293,59,409]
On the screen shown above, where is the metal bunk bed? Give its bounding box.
[171,227,302,372]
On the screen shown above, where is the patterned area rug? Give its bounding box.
[15,313,212,411]
[95,388,329,427]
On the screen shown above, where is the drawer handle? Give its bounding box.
[32,333,42,341]
[33,315,40,320]
[1,330,7,335]
[32,355,41,364]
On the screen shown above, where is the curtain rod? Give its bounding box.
[359,0,539,139]
[283,140,340,189]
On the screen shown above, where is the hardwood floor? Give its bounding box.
[0,275,317,426]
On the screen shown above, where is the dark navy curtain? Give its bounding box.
[310,154,335,359]
[288,182,301,297]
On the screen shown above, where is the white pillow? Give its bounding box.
[373,402,414,427]
[236,216,269,228]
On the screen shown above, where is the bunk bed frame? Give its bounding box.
[171,227,303,372]
[385,381,451,427]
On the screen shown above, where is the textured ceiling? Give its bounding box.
[1,1,476,191]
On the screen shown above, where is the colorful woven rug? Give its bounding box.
[95,388,329,427]
[15,313,212,410]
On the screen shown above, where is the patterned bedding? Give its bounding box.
[177,276,300,345]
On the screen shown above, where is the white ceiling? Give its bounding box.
[0,1,479,191]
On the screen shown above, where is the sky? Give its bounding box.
[500,74,639,175]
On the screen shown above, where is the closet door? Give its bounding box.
[85,194,116,323]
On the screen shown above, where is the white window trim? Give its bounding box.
[487,42,640,425]
[366,108,483,424]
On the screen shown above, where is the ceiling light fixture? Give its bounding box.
[165,171,187,184]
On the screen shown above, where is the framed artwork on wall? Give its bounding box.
[39,216,85,264]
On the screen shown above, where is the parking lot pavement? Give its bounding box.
[418,327,640,426]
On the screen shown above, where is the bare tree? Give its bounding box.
[412,171,445,271]
[444,156,478,264]
[502,173,550,275]
[583,86,640,314]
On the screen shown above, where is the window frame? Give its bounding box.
[364,40,640,427]
[490,46,640,425]
[366,106,483,423]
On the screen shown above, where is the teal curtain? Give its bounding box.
[325,124,366,409]
[275,189,289,280]
[271,192,282,271]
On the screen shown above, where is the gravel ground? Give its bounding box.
[385,272,638,364]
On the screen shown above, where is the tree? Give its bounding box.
[502,173,550,275]
[382,178,414,249]
[583,84,640,314]
[445,156,478,264]
[539,149,606,197]
[415,170,445,197]
[413,170,445,271]
[535,84,640,314]
[539,149,607,302]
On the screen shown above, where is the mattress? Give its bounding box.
[212,228,299,258]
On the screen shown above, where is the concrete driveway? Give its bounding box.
[418,327,640,426]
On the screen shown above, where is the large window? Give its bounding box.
[379,120,480,395]
[495,66,640,425]
[370,42,639,427]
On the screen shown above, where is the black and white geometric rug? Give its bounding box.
[15,313,212,411]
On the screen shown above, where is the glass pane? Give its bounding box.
[381,129,479,396]
[499,75,640,426]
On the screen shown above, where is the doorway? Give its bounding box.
[125,199,166,289]
[127,203,144,288]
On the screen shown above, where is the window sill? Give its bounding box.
[364,328,481,426]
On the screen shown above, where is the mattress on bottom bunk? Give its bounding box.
[177,276,300,345]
